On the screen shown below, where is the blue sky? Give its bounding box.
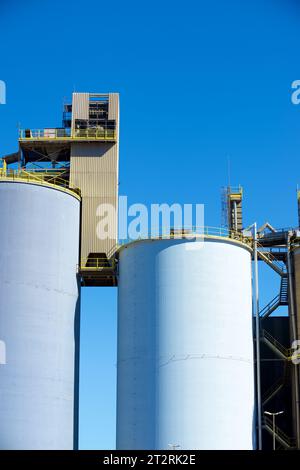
[0,0,300,449]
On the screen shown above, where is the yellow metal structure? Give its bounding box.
[0,159,7,176]
[261,329,300,361]
[19,128,116,142]
[0,168,81,200]
[16,92,120,284]
[118,226,252,249]
[79,227,253,286]
[225,185,243,232]
[229,193,242,201]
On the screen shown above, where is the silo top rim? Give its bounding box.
[118,231,253,253]
[0,178,81,201]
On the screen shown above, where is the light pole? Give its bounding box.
[168,444,181,450]
[264,410,284,450]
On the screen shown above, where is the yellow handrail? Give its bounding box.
[118,226,253,247]
[261,329,300,361]
[0,168,81,199]
[80,258,116,270]
[19,128,116,141]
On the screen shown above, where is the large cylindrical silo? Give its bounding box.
[0,181,80,449]
[117,236,255,450]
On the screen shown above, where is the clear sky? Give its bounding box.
[0,0,300,449]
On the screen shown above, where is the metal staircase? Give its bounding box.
[280,276,289,304]
[259,295,281,319]
[262,377,285,407]
[254,227,298,449]
[256,243,287,276]
[262,363,290,407]
[263,415,296,449]
[261,329,291,361]
[260,330,296,448]
[260,328,298,449]
[259,276,289,319]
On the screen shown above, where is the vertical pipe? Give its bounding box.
[73,277,81,450]
[273,415,276,451]
[253,223,262,449]
[233,200,238,232]
[287,237,300,448]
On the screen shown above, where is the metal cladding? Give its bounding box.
[71,92,90,126]
[13,91,119,286]
[70,93,119,263]
[0,182,80,449]
[117,237,255,450]
[70,140,119,260]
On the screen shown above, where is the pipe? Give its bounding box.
[253,223,262,450]
[233,200,238,232]
[287,235,300,448]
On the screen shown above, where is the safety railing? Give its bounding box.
[118,226,253,247]
[78,227,252,271]
[19,127,116,141]
[261,329,290,358]
[80,258,116,270]
[262,375,285,405]
[73,128,116,139]
[261,329,300,361]
[19,128,71,139]
[259,294,281,318]
[223,185,243,195]
[19,168,68,177]
[256,242,287,274]
[0,168,81,198]
[264,415,296,448]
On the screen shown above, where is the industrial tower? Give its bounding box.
[4,92,119,286]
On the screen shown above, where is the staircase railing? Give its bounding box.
[257,242,287,275]
[263,416,296,449]
[261,329,290,359]
[262,376,285,406]
[259,295,281,319]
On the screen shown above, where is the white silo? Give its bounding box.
[116,236,255,450]
[0,181,80,449]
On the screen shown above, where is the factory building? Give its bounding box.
[0,92,299,450]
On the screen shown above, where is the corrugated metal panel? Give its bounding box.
[108,93,119,122]
[81,196,118,258]
[70,141,119,261]
[69,94,119,261]
[71,93,89,130]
